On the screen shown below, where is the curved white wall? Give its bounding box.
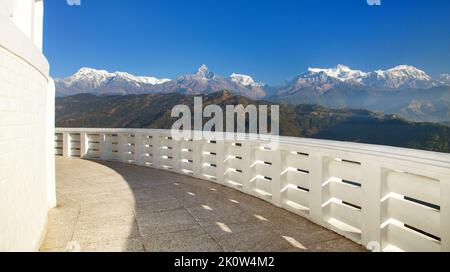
[0,0,55,251]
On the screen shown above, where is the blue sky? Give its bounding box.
[44,0,450,84]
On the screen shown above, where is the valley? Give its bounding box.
[56,91,450,153]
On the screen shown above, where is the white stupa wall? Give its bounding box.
[0,0,56,251]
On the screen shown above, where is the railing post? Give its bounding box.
[271,148,282,207]
[309,153,325,224]
[192,139,202,179]
[216,139,225,185]
[62,132,70,157]
[100,133,108,160]
[152,132,161,168]
[440,175,450,252]
[171,137,181,173]
[361,161,383,251]
[242,140,253,194]
[80,132,88,158]
[134,134,144,166]
[117,133,126,162]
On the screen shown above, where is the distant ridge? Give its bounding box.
[55,91,450,153]
[55,64,449,98]
[55,65,266,99]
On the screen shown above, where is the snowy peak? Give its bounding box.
[307,64,368,82]
[290,64,437,91]
[58,68,171,88]
[381,65,432,81]
[230,73,264,87]
[74,67,110,77]
[177,64,216,81]
[195,64,215,79]
[173,65,266,99]
[366,65,434,89]
[57,67,111,89]
[389,65,426,72]
[55,68,172,96]
[111,71,171,86]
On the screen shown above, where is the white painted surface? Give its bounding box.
[0,0,54,251]
[46,78,56,209]
[56,128,450,252]
[0,0,44,50]
[0,5,49,76]
[32,0,44,52]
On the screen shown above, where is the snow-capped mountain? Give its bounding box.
[284,65,367,94]
[308,64,368,82]
[160,65,266,99]
[279,64,438,95]
[56,64,448,99]
[195,64,216,80]
[362,65,435,89]
[55,65,267,99]
[55,68,171,96]
[230,73,264,87]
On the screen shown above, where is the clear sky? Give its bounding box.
[44,0,450,84]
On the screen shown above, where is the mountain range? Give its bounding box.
[55,65,266,99]
[278,64,438,94]
[56,64,450,96]
[55,64,450,122]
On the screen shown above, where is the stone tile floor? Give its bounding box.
[40,157,366,252]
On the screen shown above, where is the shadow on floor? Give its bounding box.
[40,157,366,252]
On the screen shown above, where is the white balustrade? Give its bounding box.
[55,128,450,252]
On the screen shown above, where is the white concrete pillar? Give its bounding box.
[171,137,181,173]
[271,148,282,207]
[440,175,450,251]
[192,139,202,178]
[62,132,70,157]
[241,140,253,194]
[79,132,88,158]
[117,133,126,162]
[215,140,225,185]
[152,133,161,168]
[134,134,144,166]
[361,161,383,251]
[99,134,108,160]
[309,153,326,224]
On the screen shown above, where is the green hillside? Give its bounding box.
[56,91,450,153]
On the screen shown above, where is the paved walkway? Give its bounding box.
[40,157,366,252]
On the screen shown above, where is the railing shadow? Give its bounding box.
[56,158,366,252]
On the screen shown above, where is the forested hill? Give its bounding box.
[56,91,450,153]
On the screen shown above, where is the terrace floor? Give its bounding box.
[40,157,366,252]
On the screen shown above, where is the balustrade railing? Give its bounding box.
[55,128,450,252]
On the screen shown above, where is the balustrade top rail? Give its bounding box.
[56,128,450,168]
[55,128,450,252]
